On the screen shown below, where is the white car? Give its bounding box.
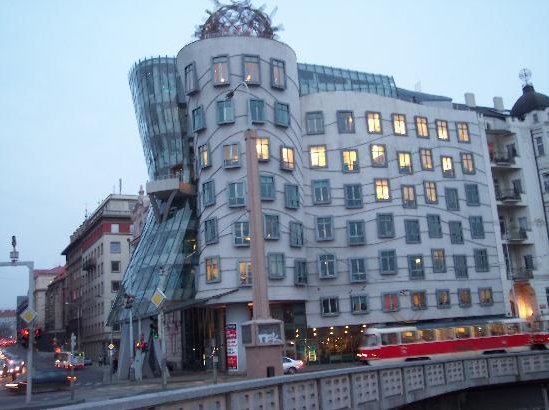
[282,357,304,374]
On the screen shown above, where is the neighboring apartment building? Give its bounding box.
[0,310,16,338]
[45,268,67,348]
[34,266,63,332]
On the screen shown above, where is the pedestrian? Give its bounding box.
[113,357,118,374]
[98,354,103,367]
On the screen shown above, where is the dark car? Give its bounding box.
[4,369,72,393]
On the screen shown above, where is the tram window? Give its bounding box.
[400,331,418,344]
[363,334,379,347]
[506,324,521,335]
[437,328,455,341]
[455,327,471,339]
[473,325,488,337]
[419,329,436,342]
[381,333,399,346]
[489,323,505,336]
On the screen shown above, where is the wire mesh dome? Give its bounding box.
[195,0,281,39]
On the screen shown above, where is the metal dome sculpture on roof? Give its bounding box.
[511,69,549,120]
[195,0,281,40]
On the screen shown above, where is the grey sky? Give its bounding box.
[0,0,548,309]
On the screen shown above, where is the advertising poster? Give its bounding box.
[226,323,238,371]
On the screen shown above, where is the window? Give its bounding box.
[202,180,215,207]
[402,185,417,208]
[184,62,197,94]
[316,216,333,241]
[289,221,304,247]
[310,145,327,168]
[111,223,119,233]
[405,219,421,243]
[377,214,395,238]
[436,290,451,308]
[436,120,449,140]
[238,261,252,286]
[250,99,265,123]
[223,143,240,168]
[408,255,425,279]
[351,295,369,314]
[431,249,446,272]
[379,250,397,274]
[545,173,549,193]
[256,138,269,161]
[204,218,218,244]
[274,102,290,127]
[441,156,455,178]
[111,261,121,273]
[479,288,493,306]
[474,249,489,272]
[337,111,355,133]
[306,111,324,134]
[457,122,470,142]
[536,137,545,156]
[461,153,475,174]
[264,214,280,240]
[415,116,429,138]
[294,260,307,285]
[344,184,363,208]
[216,100,234,124]
[392,114,407,135]
[424,181,438,204]
[111,280,120,292]
[243,55,260,84]
[319,254,337,278]
[349,258,367,282]
[267,253,285,279]
[205,257,220,283]
[420,148,433,170]
[383,293,399,312]
[347,220,366,245]
[228,182,245,207]
[312,180,331,204]
[458,288,471,307]
[321,297,339,316]
[234,221,250,247]
[280,146,295,170]
[371,144,387,167]
[192,106,205,132]
[398,151,413,174]
[212,56,229,85]
[110,242,121,254]
[342,149,359,173]
[445,188,459,211]
[525,254,535,270]
[427,214,442,238]
[411,291,427,310]
[375,178,391,201]
[449,221,464,244]
[469,216,485,239]
[454,255,468,278]
[271,58,286,89]
[284,184,299,209]
[260,175,275,200]
[198,144,210,169]
[465,184,480,206]
[367,112,382,133]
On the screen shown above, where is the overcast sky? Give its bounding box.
[0,0,548,309]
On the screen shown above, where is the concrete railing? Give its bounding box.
[62,351,549,410]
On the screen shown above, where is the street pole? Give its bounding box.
[158,267,168,389]
[128,302,133,379]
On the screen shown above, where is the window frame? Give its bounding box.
[280,146,295,171]
[184,62,198,95]
[371,144,387,167]
[238,260,252,287]
[342,149,360,173]
[460,152,475,174]
[474,248,489,272]
[445,187,460,211]
[284,184,299,209]
[312,179,331,205]
[270,58,286,89]
[318,254,337,279]
[441,155,455,178]
[457,122,470,143]
[192,106,206,132]
[315,216,334,241]
[375,178,391,202]
[289,221,304,247]
[379,250,397,275]
[411,290,427,310]
[427,214,442,238]
[320,297,340,316]
[408,254,425,279]
[349,257,367,282]
[449,221,464,244]
[227,181,245,207]
[424,181,438,204]
[204,218,218,245]
[366,111,382,134]
[420,148,434,171]
[453,255,468,278]
[397,151,413,174]
[469,216,485,239]
[216,99,234,124]
[465,184,480,206]
[305,111,324,135]
[198,143,211,169]
[256,137,270,161]
[458,288,472,307]
[344,184,363,209]
[351,294,369,315]
[436,289,451,309]
[479,287,493,306]
[415,116,429,138]
[205,256,221,284]
[260,174,276,201]
[347,220,366,246]
[404,219,421,244]
[382,293,399,312]
[431,249,447,273]
[294,259,308,285]
[223,143,241,168]
[242,55,261,85]
[249,99,265,123]
[401,185,417,208]
[263,213,280,240]
[392,113,407,136]
[376,213,395,238]
[202,180,215,207]
[436,119,449,140]
[274,101,290,127]
[234,221,250,247]
[309,145,328,168]
[337,110,355,133]
[267,252,285,279]
[212,55,230,86]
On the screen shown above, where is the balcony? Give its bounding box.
[507,267,534,281]
[496,189,523,206]
[490,150,516,166]
[502,228,528,243]
[82,257,96,272]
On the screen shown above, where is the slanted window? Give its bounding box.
[264,214,280,240]
[319,254,337,278]
[321,297,339,316]
[445,188,459,211]
[536,137,545,156]
[424,181,438,204]
[228,182,245,207]
[469,216,485,239]
[411,291,427,310]
[420,148,433,170]
[392,113,407,135]
[316,216,334,241]
[465,184,480,206]
[306,111,324,134]
[351,295,369,314]
[204,218,218,244]
[284,184,299,209]
[347,220,366,245]
[212,56,229,85]
[256,138,269,161]
[260,175,275,200]
[436,120,449,140]
[184,62,198,95]
[202,180,215,207]
[457,122,470,142]
[342,149,359,173]
[198,144,210,169]
[404,219,421,243]
[280,146,295,170]
[474,249,489,272]
[337,111,355,133]
[379,250,397,274]
[274,102,290,127]
[205,257,220,283]
[431,249,446,273]
[243,55,260,84]
[408,255,425,279]
[294,259,307,285]
[234,222,250,247]
[382,293,399,312]
[249,99,265,123]
[367,112,382,133]
[441,156,455,177]
[436,289,451,308]
[192,106,205,132]
[344,184,363,208]
[267,253,285,279]
[312,180,331,204]
[461,153,475,174]
[398,151,413,174]
[289,221,304,247]
[223,143,240,168]
[216,100,234,124]
[377,214,395,238]
[371,144,387,167]
[310,145,327,168]
[238,261,252,286]
[271,58,286,89]
[349,258,367,282]
[449,221,464,244]
[415,116,429,138]
[458,288,471,307]
[454,255,468,278]
[375,178,391,201]
[479,288,493,306]
[402,185,417,208]
[427,214,442,238]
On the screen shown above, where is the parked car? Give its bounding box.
[282,356,305,374]
[84,358,93,366]
[4,369,72,393]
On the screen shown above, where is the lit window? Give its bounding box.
[256,138,269,161]
[469,216,484,239]
[321,297,339,316]
[319,254,337,278]
[228,182,245,207]
[351,295,368,314]
[294,260,307,285]
[344,184,362,208]
[461,153,475,174]
[284,184,299,209]
[243,55,260,84]
[238,261,252,286]
[402,185,416,208]
[315,216,333,240]
[441,156,455,177]
[249,99,265,123]
[216,100,234,124]
[337,111,355,133]
[234,222,250,247]
[436,289,451,308]
[347,220,366,245]
[306,111,324,134]
[264,214,280,240]
[449,221,463,244]
[342,149,359,172]
[223,144,240,168]
[260,175,275,200]
[310,145,327,168]
[375,178,390,201]
[280,146,295,170]
[436,120,449,140]
[312,180,331,204]
[212,56,229,85]
[184,62,198,95]
[267,253,285,279]
[198,144,210,169]
[371,144,387,167]
[420,148,433,170]
[204,218,218,244]
[474,249,489,272]
[377,214,395,238]
[457,122,470,142]
[271,59,286,89]
[382,293,399,312]
[454,255,468,279]
[415,116,429,138]
[205,257,220,283]
[349,258,367,282]
[445,188,459,211]
[424,181,438,204]
[458,288,471,307]
[405,219,421,244]
[274,102,290,127]
[392,114,407,135]
[411,291,427,310]
[202,180,215,207]
[289,221,304,247]
[192,106,205,132]
[398,151,413,174]
[367,112,382,133]
[431,249,446,272]
[379,250,397,274]
[479,288,493,306]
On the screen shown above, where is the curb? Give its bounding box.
[3,398,85,410]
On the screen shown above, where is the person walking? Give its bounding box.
[98,354,103,367]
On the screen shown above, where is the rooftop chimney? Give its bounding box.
[493,97,504,111]
[464,93,476,108]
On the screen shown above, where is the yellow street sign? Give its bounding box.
[108,343,115,350]
[151,288,166,308]
[20,308,37,324]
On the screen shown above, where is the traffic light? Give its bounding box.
[149,317,159,339]
[20,328,29,348]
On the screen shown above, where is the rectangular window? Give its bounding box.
[431,249,446,273]
[405,219,421,243]
[349,258,367,282]
[223,143,240,168]
[204,218,218,244]
[469,216,485,239]
[461,153,475,174]
[216,100,234,124]
[415,116,429,138]
[249,99,265,123]
[474,249,489,272]
[110,242,121,254]
[306,111,324,135]
[465,184,480,206]
[441,156,455,178]
[202,180,215,207]
[212,56,229,85]
[310,145,327,168]
[312,180,331,204]
[379,250,397,274]
[280,146,295,170]
[420,148,433,170]
[289,221,304,247]
[437,289,451,308]
[371,144,387,167]
[337,111,355,133]
[398,151,413,174]
[319,254,337,278]
[111,223,119,233]
[454,255,468,278]
[424,181,438,204]
[321,297,339,316]
[367,112,382,133]
[392,113,407,135]
[294,259,307,285]
[479,288,493,306]
[411,291,427,310]
[316,216,334,241]
[402,185,417,208]
[271,58,286,89]
[445,188,460,211]
[427,214,442,238]
[184,63,197,95]
[383,293,399,312]
[375,178,391,201]
[267,253,285,279]
[228,182,245,207]
[284,184,299,209]
[198,144,210,169]
[347,220,366,245]
[536,137,545,156]
[205,256,220,283]
[234,221,250,247]
[238,261,252,286]
[458,288,471,307]
[457,122,470,142]
[344,184,363,208]
[111,280,120,292]
[260,175,275,200]
[449,221,464,244]
[111,261,121,273]
[264,214,280,240]
[256,137,269,161]
[377,214,395,238]
[192,106,205,132]
[342,149,359,173]
[274,102,290,127]
[243,55,260,84]
[408,255,425,279]
[351,295,369,314]
[524,254,535,270]
[436,120,449,140]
